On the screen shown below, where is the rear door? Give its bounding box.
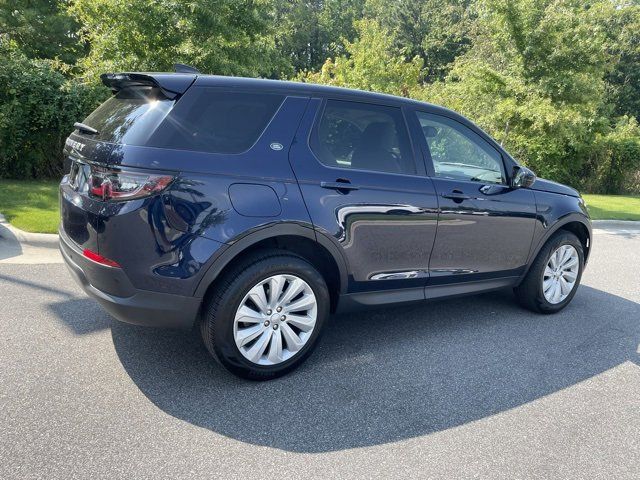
[410,110,537,287]
[289,98,439,297]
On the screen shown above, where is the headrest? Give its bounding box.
[422,125,438,138]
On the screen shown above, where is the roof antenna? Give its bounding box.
[174,63,200,74]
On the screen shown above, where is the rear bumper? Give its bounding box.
[59,229,201,329]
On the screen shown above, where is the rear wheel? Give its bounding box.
[200,251,329,380]
[515,231,584,313]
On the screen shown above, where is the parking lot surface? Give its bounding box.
[1,225,638,479]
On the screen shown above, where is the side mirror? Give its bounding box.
[511,166,536,189]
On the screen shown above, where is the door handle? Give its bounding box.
[321,180,359,193]
[441,191,471,202]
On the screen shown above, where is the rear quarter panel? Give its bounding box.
[62,95,315,298]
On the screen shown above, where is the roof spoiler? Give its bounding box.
[100,72,197,99]
[174,63,200,74]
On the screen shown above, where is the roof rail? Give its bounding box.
[174,63,200,74]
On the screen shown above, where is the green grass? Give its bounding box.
[0,180,60,233]
[582,194,640,221]
[0,180,638,233]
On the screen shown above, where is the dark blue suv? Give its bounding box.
[60,71,592,379]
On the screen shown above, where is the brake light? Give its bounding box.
[83,249,121,268]
[89,166,174,201]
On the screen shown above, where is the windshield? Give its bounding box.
[80,87,175,145]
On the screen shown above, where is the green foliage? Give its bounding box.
[0,0,639,193]
[366,0,475,81]
[598,0,640,121]
[0,40,108,178]
[69,0,286,78]
[299,19,423,97]
[417,0,630,187]
[0,0,83,64]
[581,117,640,195]
[274,0,366,74]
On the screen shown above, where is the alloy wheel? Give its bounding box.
[233,274,318,365]
[542,244,579,304]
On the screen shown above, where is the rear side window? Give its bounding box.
[148,88,284,154]
[310,100,415,175]
[80,87,175,145]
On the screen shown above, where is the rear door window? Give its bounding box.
[148,89,285,154]
[310,100,415,175]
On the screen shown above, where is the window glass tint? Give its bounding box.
[416,112,505,184]
[80,87,174,145]
[311,100,415,175]
[148,88,284,154]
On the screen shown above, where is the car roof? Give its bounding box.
[120,72,457,115]
[105,72,513,164]
[194,74,455,111]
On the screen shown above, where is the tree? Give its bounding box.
[0,0,83,64]
[0,39,105,178]
[274,0,366,74]
[420,0,612,184]
[69,0,286,78]
[366,0,475,81]
[597,0,640,121]
[299,19,423,97]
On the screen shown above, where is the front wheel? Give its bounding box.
[515,231,584,313]
[200,251,329,380]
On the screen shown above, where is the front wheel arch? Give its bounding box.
[521,214,591,283]
[515,230,585,313]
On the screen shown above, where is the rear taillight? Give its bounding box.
[83,249,121,268]
[88,166,174,201]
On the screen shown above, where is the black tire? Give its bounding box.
[200,250,330,380]
[514,231,584,314]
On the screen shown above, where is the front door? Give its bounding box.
[289,98,439,297]
[410,110,537,288]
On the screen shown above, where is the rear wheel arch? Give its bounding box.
[195,224,347,312]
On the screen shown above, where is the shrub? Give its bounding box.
[0,41,108,179]
[580,117,640,195]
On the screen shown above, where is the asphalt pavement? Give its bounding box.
[0,223,638,479]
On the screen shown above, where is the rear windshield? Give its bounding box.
[80,86,284,155]
[81,87,175,145]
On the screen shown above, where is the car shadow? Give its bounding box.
[50,285,639,453]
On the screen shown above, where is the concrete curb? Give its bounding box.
[0,214,59,248]
[591,219,640,229]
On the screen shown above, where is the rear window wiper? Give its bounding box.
[74,122,99,135]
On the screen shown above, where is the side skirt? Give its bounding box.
[335,277,520,314]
